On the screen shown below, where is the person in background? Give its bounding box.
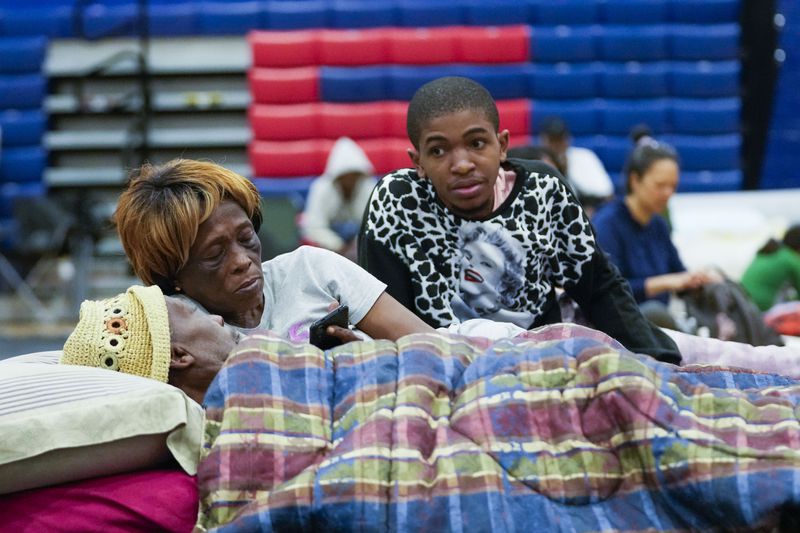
[592,128,718,329]
[300,137,377,261]
[506,144,564,174]
[741,224,800,312]
[506,144,581,199]
[538,115,614,211]
[359,76,680,364]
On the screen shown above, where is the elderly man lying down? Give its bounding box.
[62,286,800,532]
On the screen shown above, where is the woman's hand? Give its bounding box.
[681,271,709,290]
[691,268,724,285]
[325,324,361,344]
[646,270,716,296]
[680,268,724,291]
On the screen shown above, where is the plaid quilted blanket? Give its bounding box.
[197,325,800,532]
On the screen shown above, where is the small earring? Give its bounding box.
[174,286,182,293]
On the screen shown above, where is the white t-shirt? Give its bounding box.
[566,146,614,198]
[178,246,386,344]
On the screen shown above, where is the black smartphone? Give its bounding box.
[309,305,350,350]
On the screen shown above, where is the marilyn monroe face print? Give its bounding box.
[450,222,533,328]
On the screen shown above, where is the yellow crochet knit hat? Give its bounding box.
[61,285,171,382]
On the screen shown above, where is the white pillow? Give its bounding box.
[0,350,62,364]
[0,356,204,494]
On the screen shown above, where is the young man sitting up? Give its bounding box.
[358,76,680,364]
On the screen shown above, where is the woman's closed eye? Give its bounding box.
[239,229,259,247]
[203,247,225,264]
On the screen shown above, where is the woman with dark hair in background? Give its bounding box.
[592,127,718,329]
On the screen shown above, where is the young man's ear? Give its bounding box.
[498,129,510,163]
[407,148,426,178]
[169,345,195,370]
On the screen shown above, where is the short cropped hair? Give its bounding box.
[406,77,499,149]
[114,159,262,293]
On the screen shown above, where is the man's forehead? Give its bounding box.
[420,119,494,145]
[164,296,194,316]
[429,107,488,123]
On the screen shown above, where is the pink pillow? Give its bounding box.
[0,469,198,533]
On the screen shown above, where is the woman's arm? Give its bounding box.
[325,292,434,345]
[645,270,721,298]
[645,271,696,297]
[355,292,435,341]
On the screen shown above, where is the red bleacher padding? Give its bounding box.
[318,29,390,66]
[496,99,531,136]
[319,102,394,139]
[249,139,333,177]
[389,28,457,64]
[248,103,319,141]
[248,30,318,68]
[249,100,535,142]
[248,67,319,104]
[385,101,409,137]
[318,103,384,138]
[249,138,412,177]
[249,25,531,67]
[250,101,408,141]
[360,138,414,175]
[458,25,529,63]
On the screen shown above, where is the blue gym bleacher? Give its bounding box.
[0,32,48,247]
[0,0,754,222]
[245,0,744,196]
[762,0,800,189]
